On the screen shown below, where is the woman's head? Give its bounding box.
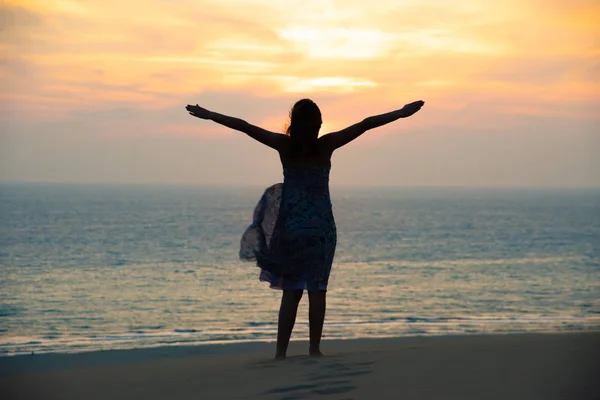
[285,99,322,143]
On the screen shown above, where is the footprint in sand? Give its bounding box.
[261,356,374,399]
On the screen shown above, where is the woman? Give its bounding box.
[186,98,424,359]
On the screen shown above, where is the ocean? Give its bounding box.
[1,183,599,356]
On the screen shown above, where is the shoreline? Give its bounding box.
[2,329,597,360]
[3,324,599,359]
[2,330,598,365]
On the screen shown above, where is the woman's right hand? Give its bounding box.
[186,104,213,119]
[401,100,425,117]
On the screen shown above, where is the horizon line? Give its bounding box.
[1,180,599,191]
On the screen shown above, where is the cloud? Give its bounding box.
[477,55,599,84]
[1,3,43,33]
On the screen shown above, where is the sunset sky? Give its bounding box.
[2,0,599,187]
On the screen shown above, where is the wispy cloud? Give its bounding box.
[2,0,598,140]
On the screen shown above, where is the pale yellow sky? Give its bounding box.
[1,0,599,187]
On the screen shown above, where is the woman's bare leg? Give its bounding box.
[308,290,326,356]
[275,289,303,359]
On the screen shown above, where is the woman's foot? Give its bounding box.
[309,348,323,357]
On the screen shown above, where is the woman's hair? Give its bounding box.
[284,99,322,156]
[285,99,321,137]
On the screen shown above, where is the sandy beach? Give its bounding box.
[2,332,598,400]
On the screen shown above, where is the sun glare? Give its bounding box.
[278,26,399,59]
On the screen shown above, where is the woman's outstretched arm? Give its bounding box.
[186,104,287,151]
[319,100,424,152]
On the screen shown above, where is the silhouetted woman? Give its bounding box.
[186,99,424,359]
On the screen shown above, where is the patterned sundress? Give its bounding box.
[239,164,337,291]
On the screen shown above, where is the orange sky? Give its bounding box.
[1,0,599,186]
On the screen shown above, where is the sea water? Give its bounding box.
[1,183,599,355]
